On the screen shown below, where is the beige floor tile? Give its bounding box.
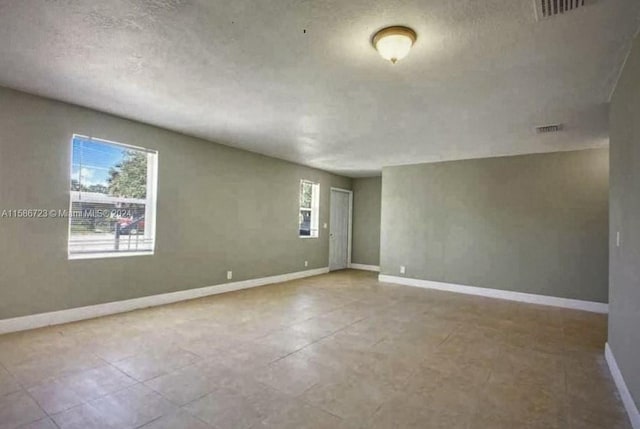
[420,351,492,387]
[143,360,233,405]
[85,330,184,363]
[0,391,46,429]
[178,334,243,359]
[183,381,293,429]
[51,401,122,429]
[168,319,227,342]
[300,371,396,423]
[0,271,631,429]
[5,349,105,388]
[370,336,443,367]
[112,347,201,381]
[504,326,567,355]
[252,400,349,429]
[405,365,483,401]
[566,360,625,415]
[27,364,136,414]
[15,417,58,429]
[436,332,501,365]
[86,337,151,363]
[90,383,177,424]
[331,320,390,347]
[0,367,21,397]
[52,384,177,429]
[489,345,566,391]
[252,352,336,397]
[28,379,85,415]
[252,329,318,355]
[370,393,472,429]
[287,317,348,340]
[0,330,78,368]
[139,410,213,428]
[568,405,633,429]
[314,305,366,327]
[220,342,290,372]
[476,379,568,428]
[469,413,559,429]
[64,364,137,398]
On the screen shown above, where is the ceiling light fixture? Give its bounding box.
[372,26,417,64]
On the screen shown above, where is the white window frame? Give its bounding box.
[299,180,320,239]
[68,134,158,260]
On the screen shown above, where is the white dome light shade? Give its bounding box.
[372,26,417,64]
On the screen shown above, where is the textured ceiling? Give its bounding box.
[0,0,639,176]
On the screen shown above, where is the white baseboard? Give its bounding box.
[0,267,330,335]
[349,263,380,272]
[605,343,640,429]
[378,275,608,313]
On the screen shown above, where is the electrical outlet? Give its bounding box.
[227,271,233,280]
[305,261,308,267]
[616,231,621,248]
[400,266,406,274]
[323,223,328,229]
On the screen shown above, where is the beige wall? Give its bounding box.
[0,87,351,319]
[380,149,609,302]
[351,177,381,267]
[609,33,640,410]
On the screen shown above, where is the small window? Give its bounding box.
[68,135,158,259]
[299,180,319,238]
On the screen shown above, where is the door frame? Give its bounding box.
[329,187,353,270]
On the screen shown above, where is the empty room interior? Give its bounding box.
[1,1,640,428]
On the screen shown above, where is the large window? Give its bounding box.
[68,135,158,259]
[299,180,319,238]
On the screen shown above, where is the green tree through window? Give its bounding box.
[107,150,148,199]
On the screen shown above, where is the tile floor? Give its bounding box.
[0,270,631,429]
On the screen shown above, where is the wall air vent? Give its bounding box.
[534,0,589,20]
[535,124,564,134]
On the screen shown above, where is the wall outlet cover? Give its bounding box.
[227,271,233,280]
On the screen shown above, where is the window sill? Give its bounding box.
[299,236,319,239]
[69,251,154,260]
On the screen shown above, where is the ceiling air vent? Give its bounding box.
[534,0,588,20]
[535,124,564,134]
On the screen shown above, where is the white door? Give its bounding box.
[329,189,350,271]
